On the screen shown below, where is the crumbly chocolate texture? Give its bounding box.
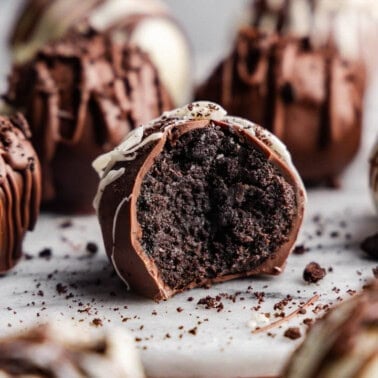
[5,32,172,213]
[0,323,145,378]
[94,102,306,300]
[283,280,378,378]
[0,114,41,273]
[196,27,366,185]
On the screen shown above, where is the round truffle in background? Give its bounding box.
[370,137,378,213]
[93,102,306,300]
[283,280,378,378]
[5,33,173,213]
[0,322,145,378]
[197,0,372,186]
[9,0,192,107]
[0,114,41,273]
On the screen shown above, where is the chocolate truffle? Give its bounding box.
[0,322,145,377]
[93,102,306,300]
[10,0,192,106]
[5,33,172,213]
[370,138,378,213]
[197,1,368,185]
[283,280,378,378]
[0,114,41,273]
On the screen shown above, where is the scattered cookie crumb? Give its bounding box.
[303,262,326,283]
[86,242,98,255]
[293,245,306,255]
[284,327,301,340]
[91,318,103,327]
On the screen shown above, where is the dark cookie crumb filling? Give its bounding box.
[137,123,297,290]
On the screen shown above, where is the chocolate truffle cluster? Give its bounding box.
[5,32,172,213]
[94,102,306,300]
[0,114,41,273]
[197,0,368,186]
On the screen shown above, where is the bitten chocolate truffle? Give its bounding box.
[93,102,306,300]
[197,0,368,186]
[370,138,378,213]
[5,33,172,213]
[10,0,192,106]
[0,322,145,377]
[0,114,41,273]
[283,280,378,378]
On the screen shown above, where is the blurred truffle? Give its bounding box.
[0,114,41,273]
[370,137,378,213]
[10,0,192,106]
[283,280,378,378]
[0,322,145,377]
[197,0,374,185]
[93,102,306,300]
[5,33,172,213]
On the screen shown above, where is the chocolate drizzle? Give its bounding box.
[5,32,172,213]
[197,27,366,184]
[0,114,41,273]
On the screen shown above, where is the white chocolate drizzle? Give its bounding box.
[93,101,305,213]
[253,0,378,61]
[110,193,133,290]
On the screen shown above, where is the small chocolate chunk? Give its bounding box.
[361,233,378,260]
[38,248,52,259]
[303,262,326,283]
[284,327,301,340]
[373,267,378,278]
[86,242,98,255]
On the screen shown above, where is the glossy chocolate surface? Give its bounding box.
[0,114,41,273]
[6,33,172,213]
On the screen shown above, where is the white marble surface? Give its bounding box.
[0,1,377,378]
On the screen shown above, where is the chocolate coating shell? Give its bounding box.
[5,33,172,213]
[94,102,306,300]
[197,28,366,185]
[0,114,41,273]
